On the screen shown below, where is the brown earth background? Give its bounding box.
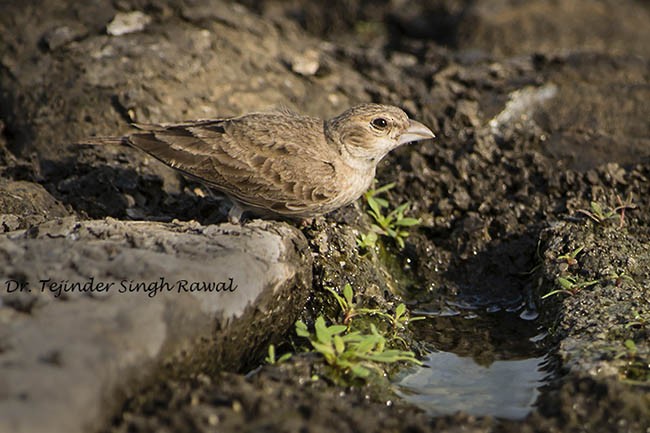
[0,1,649,433]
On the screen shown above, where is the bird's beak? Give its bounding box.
[398,119,435,145]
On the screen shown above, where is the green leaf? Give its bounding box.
[277,353,292,363]
[370,224,386,235]
[314,316,331,343]
[377,218,391,230]
[343,283,354,307]
[624,339,637,353]
[295,320,310,338]
[541,289,569,299]
[365,349,419,363]
[354,336,379,354]
[393,202,410,215]
[373,182,396,195]
[373,197,390,208]
[368,210,384,225]
[357,232,378,249]
[333,335,345,354]
[395,303,406,320]
[328,324,349,335]
[369,325,386,351]
[310,341,336,362]
[368,197,383,217]
[590,201,603,216]
[341,331,364,343]
[265,344,276,364]
[350,364,372,378]
[395,217,420,227]
[325,287,347,312]
[557,277,575,290]
[569,246,585,258]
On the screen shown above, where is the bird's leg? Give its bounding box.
[228,201,246,224]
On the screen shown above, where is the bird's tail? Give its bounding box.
[78,136,128,146]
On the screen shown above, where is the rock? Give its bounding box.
[106,11,152,36]
[291,49,320,76]
[0,218,311,433]
[0,179,68,231]
[40,24,87,51]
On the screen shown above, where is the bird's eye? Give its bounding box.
[371,117,388,129]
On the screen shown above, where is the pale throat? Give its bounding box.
[340,139,394,171]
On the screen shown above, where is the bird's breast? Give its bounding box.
[331,163,375,207]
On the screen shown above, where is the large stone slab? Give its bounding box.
[0,217,311,433]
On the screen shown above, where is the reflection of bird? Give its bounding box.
[107,104,434,222]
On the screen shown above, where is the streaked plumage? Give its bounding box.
[100,104,434,222]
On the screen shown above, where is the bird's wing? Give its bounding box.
[127,115,341,215]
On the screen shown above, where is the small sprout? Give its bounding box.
[325,283,357,324]
[389,303,426,333]
[542,275,600,299]
[615,339,639,360]
[576,194,637,227]
[624,339,638,356]
[557,246,584,267]
[356,231,379,249]
[614,193,638,227]
[613,338,650,384]
[625,309,649,329]
[605,270,635,288]
[357,183,421,250]
[265,344,292,365]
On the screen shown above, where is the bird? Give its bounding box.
[99,103,435,222]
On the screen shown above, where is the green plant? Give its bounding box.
[625,309,649,329]
[296,284,425,381]
[614,339,639,359]
[295,317,420,380]
[577,194,637,227]
[557,246,584,266]
[325,283,356,324]
[356,231,379,250]
[611,339,650,385]
[357,183,420,249]
[265,344,291,365]
[541,275,600,299]
[386,303,427,344]
[326,284,425,334]
[604,270,636,288]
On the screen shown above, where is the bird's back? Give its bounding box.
[126,111,356,217]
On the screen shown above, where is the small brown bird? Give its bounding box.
[107,103,434,222]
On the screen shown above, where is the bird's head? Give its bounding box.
[325,103,435,167]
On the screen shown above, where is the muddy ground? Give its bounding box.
[1,0,649,432]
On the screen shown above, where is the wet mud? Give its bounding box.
[1,0,649,432]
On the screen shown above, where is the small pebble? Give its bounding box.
[291,49,320,76]
[107,11,152,36]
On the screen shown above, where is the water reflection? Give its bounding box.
[395,351,548,420]
[394,296,552,420]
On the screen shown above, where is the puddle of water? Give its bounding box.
[394,299,551,420]
[395,351,548,420]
